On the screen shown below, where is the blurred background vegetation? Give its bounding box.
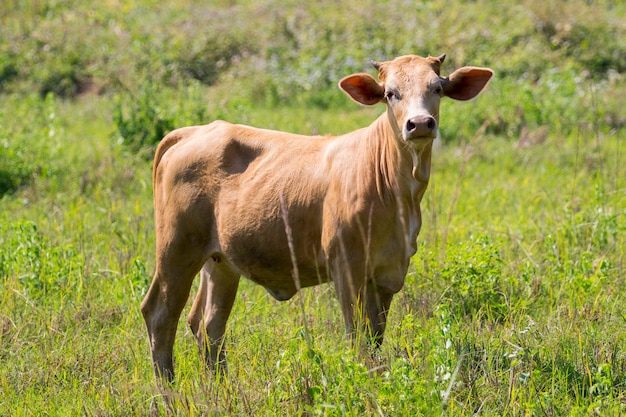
[1,0,624,193]
[1,0,625,97]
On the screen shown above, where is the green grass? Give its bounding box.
[1,0,625,415]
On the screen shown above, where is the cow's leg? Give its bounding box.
[187,258,240,371]
[363,281,395,348]
[332,258,366,343]
[141,235,207,382]
[335,278,359,340]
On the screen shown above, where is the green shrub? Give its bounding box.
[174,28,254,86]
[113,81,175,157]
[0,220,84,302]
[38,56,90,98]
[438,235,507,320]
[113,79,209,157]
[534,13,626,77]
[0,117,32,195]
[0,94,59,196]
[0,55,18,92]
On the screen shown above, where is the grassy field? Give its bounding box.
[1,0,625,415]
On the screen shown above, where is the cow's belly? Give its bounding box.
[216,199,329,300]
[249,266,330,301]
[225,250,330,301]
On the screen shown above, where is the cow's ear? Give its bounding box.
[339,73,385,106]
[443,67,493,101]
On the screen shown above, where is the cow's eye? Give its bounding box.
[434,86,443,95]
[385,90,398,101]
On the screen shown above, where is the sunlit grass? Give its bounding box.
[1,90,624,415]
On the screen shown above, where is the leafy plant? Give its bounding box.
[0,220,84,301]
[113,79,209,157]
[113,81,175,156]
[438,235,507,320]
[0,94,59,196]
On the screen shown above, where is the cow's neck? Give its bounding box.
[409,141,432,202]
[370,112,433,205]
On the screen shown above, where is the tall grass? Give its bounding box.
[1,0,625,415]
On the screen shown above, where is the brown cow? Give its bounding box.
[141,54,493,381]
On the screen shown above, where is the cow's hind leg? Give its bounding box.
[141,236,207,382]
[188,257,240,372]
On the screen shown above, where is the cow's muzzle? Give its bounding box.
[404,115,437,140]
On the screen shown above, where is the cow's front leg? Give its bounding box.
[187,257,240,372]
[363,280,395,348]
[332,256,366,344]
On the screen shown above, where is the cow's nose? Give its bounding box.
[405,115,437,139]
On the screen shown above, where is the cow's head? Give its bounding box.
[339,54,493,144]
